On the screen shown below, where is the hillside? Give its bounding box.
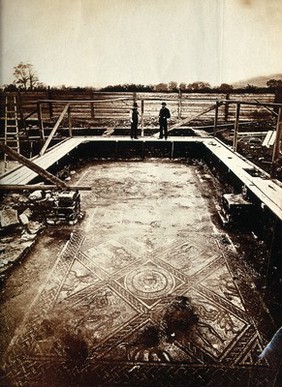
[233,73,282,88]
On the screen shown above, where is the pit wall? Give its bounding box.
[78,139,204,160]
[30,140,204,186]
[202,145,282,315]
[202,145,279,238]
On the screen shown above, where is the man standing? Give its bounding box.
[130,102,139,139]
[159,102,171,139]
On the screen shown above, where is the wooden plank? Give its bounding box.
[0,184,91,191]
[23,108,38,120]
[213,101,219,136]
[68,106,72,137]
[37,102,45,141]
[152,103,220,137]
[262,131,275,147]
[0,138,83,185]
[38,97,133,103]
[204,139,282,220]
[40,103,70,155]
[0,141,68,188]
[232,103,241,152]
[220,99,280,107]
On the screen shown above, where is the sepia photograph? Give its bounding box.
[0,0,282,386]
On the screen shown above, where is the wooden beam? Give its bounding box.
[177,91,182,120]
[213,101,219,136]
[0,141,67,188]
[38,97,133,104]
[48,88,53,118]
[40,103,70,156]
[90,102,95,120]
[254,99,279,117]
[23,108,38,120]
[233,103,241,152]
[220,99,282,108]
[224,94,230,121]
[0,185,92,191]
[37,102,45,142]
[68,105,72,137]
[37,97,282,108]
[192,121,262,130]
[166,102,222,133]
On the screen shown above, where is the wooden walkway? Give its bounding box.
[0,135,281,220]
[0,136,206,186]
[204,139,282,220]
[0,138,83,186]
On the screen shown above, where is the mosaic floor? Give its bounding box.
[1,161,277,386]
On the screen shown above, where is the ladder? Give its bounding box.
[4,95,20,171]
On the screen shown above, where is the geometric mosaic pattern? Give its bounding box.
[1,161,277,386]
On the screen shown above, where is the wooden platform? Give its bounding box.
[204,139,282,220]
[0,135,281,220]
[0,138,83,186]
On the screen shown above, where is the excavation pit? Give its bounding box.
[1,141,281,386]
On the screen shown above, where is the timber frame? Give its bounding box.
[1,93,281,181]
[33,97,282,177]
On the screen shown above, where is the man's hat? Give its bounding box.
[133,102,138,107]
[161,102,166,106]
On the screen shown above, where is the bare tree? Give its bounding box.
[13,62,39,90]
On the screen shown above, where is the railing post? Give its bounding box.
[141,99,144,137]
[178,90,182,120]
[91,102,95,120]
[37,102,45,142]
[271,106,282,178]
[213,101,219,137]
[225,93,230,121]
[68,105,72,137]
[233,103,240,152]
[48,87,53,119]
[16,91,24,127]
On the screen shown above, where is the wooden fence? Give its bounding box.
[0,90,277,130]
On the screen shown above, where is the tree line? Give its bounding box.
[2,62,282,93]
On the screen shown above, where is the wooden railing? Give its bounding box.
[35,97,282,180]
[1,91,281,178]
[0,91,277,124]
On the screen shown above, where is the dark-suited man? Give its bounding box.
[159,102,171,139]
[130,102,139,139]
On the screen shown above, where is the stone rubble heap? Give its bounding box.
[0,189,82,277]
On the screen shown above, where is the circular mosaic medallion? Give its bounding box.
[125,265,175,299]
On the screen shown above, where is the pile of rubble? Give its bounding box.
[0,189,82,277]
[27,189,81,225]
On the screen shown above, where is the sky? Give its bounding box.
[1,0,282,88]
